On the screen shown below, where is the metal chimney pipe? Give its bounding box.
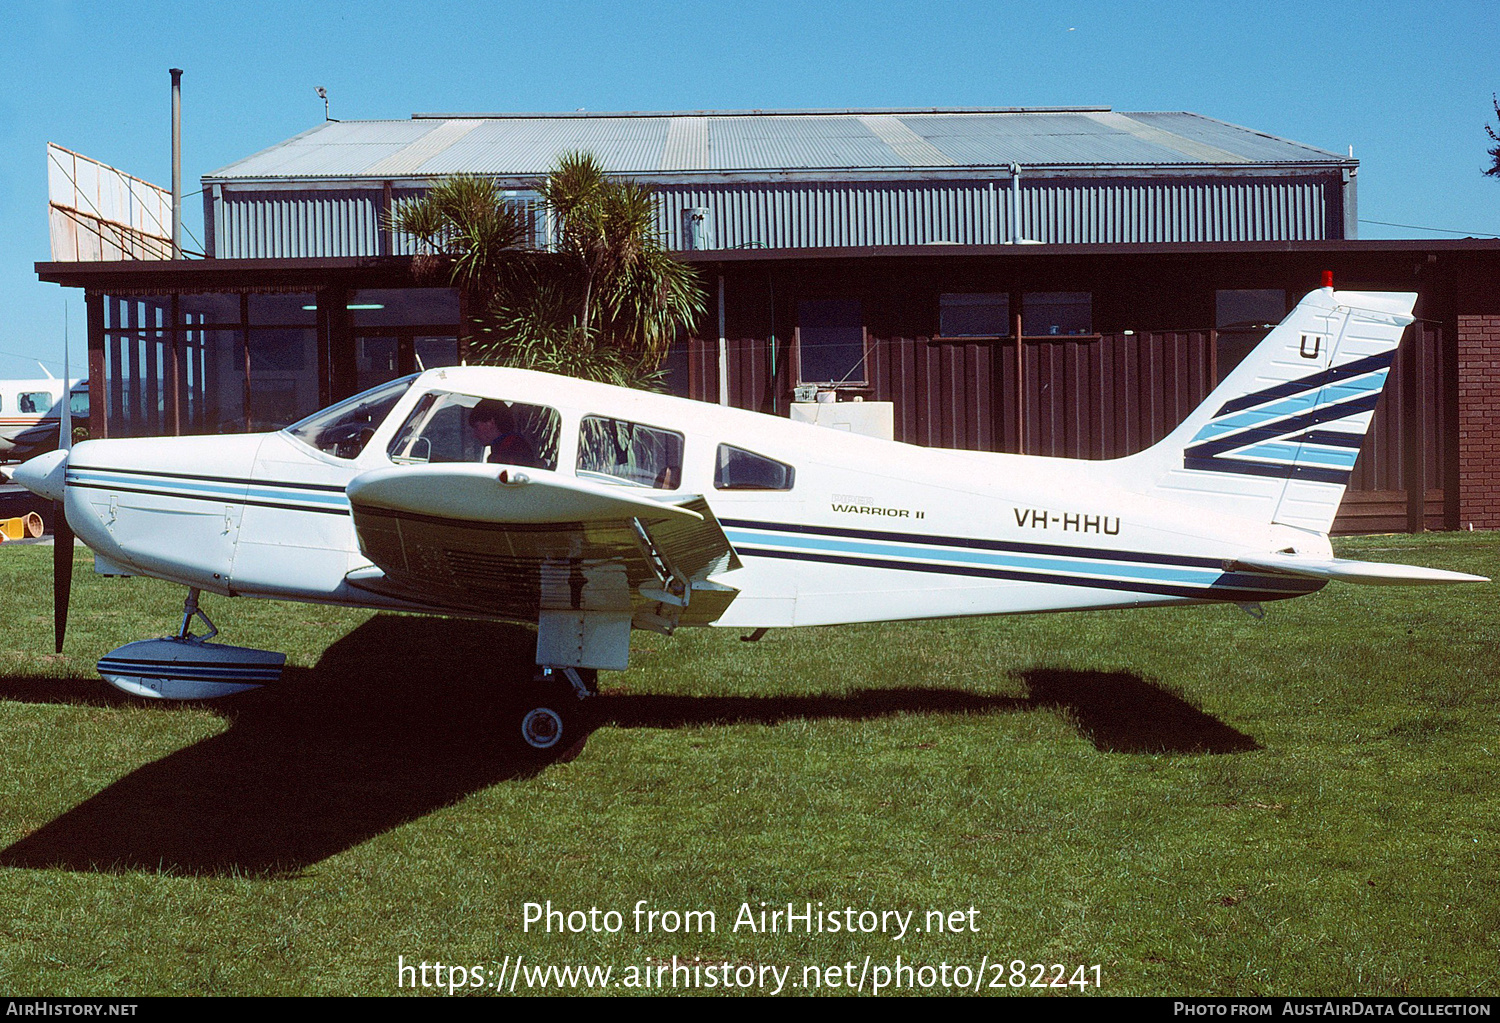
[170,68,183,259]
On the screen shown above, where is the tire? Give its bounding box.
[514,677,593,760]
[519,704,569,752]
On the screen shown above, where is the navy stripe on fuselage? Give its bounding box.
[721,519,1319,599]
[66,465,352,516]
[66,480,352,516]
[735,545,1321,602]
[66,465,347,492]
[719,518,1226,570]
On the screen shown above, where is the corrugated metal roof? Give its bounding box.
[205,108,1349,181]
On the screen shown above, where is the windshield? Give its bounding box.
[285,375,417,460]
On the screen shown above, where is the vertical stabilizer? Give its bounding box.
[1122,288,1415,535]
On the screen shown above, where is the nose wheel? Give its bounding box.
[515,667,597,763]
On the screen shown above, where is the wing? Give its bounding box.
[343,464,741,666]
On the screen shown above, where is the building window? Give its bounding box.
[1022,292,1091,336]
[99,288,465,440]
[797,299,866,385]
[940,293,1009,338]
[350,288,461,392]
[1216,289,1286,380]
[246,293,318,432]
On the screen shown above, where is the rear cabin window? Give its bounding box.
[577,416,683,489]
[387,392,559,469]
[714,445,795,491]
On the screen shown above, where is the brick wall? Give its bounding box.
[1457,312,1500,528]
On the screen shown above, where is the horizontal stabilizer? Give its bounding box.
[1232,552,1489,586]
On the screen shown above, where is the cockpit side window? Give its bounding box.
[387,391,560,469]
[577,416,683,489]
[714,445,795,491]
[285,375,417,460]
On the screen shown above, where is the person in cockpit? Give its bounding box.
[468,400,540,467]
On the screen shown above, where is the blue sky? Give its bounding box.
[2,0,1497,372]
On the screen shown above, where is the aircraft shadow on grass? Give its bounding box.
[0,615,1256,877]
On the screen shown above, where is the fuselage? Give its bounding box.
[53,366,1324,630]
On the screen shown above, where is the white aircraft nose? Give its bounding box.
[11,449,68,502]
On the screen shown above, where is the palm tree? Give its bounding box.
[392,155,705,387]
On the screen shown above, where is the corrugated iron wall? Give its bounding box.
[659,176,1337,248]
[216,189,382,258]
[213,173,1343,256]
[659,176,1336,249]
[215,187,548,257]
[1020,177,1333,244]
[655,180,1010,249]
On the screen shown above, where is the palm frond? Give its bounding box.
[406,156,706,386]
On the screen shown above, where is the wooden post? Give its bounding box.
[85,291,106,440]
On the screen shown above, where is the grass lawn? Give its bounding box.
[0,533,1495,996]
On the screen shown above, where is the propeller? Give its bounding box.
[53,333,73,653]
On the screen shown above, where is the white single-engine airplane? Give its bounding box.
[9,284,1488,758]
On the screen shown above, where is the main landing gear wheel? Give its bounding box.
[515,669,595,763]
